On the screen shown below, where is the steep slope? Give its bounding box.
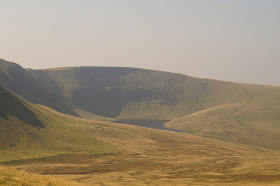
[0,59,77,116]
[0,85,44,152]
[0,85,42,128]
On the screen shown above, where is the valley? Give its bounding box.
[0,59,280,185]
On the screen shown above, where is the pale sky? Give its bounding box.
[0,0,279,85]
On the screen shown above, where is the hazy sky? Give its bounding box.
[0,0,279,85]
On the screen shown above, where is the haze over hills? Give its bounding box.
[1,1,279,185]
[1,58,280,151]
[1,83,280,185]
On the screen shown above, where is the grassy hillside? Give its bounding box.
[1,85,280,185]
[0,85,116,161]
[166,83,280,150]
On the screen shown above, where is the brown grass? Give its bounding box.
[5,122,280,185]
[2,101,280,185]
[0,165,83,185]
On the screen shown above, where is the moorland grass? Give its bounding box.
[0,165,82,185]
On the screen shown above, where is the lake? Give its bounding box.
[115,119,186,133]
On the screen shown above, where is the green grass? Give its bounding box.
[0,85,116,162]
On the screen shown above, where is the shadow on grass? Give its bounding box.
[0,86,43,128]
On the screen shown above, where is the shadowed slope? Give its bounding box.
[0,85,46,151]
[0,85,43,127]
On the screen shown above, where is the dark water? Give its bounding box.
[115,119,186,133]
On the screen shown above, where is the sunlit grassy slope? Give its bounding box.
[1,85,280,185]
[0,85,115,162]
[166,83,280,150]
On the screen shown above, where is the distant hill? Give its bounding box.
[2,58,250,120]
[42,66,210,119]
[0,58,280,150]
[42,66,262,120]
